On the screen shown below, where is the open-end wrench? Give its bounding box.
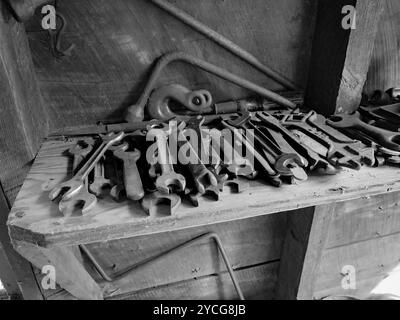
[327,111,400,151]
[113,148,144,201]
[218,178,250,194]
[147,123,186,194]
[208,128,257,178]
[59,140,97,216]
[221,120,282,187]
[226,112,305,178]
[89,157,113,197]
[177,118,218,194]
[50,131,125,201]
[256,112,337,175]
[141,191,181,216]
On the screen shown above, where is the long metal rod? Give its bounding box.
[80,232,245,300]
[150,0,299,91]
[126,51,297,121]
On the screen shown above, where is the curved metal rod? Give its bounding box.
[80,232,245,300]
[125,51,297,122]
[150,0,299,91]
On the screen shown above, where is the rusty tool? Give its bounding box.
[208,128,257,178]
[113,148,144,201]
[256,112,337,175]
[175,119,218,194]
[80,232,245,300]
[108,142,129,201]
[59,140,97,216]
[147,123,186,194]
[89,157,113,197]
[49,131,125,201]
[221,119,282,187]
[125,51,297,122]
[226,112,305,179]
[218,178,250,194]
[141,191,181,216]
[149,0,298,91]
[327,112,400,152]
[147,84,213,121]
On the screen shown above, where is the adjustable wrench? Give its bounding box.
[50,131,125,201]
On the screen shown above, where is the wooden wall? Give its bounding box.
[24,0,317,131]
[364,0,400,94]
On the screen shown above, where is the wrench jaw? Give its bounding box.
[155,173,186,194]
[58,191,98,217]
[49,180,84,201]
[141,192,181,217]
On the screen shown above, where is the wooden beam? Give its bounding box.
[13,241,103,300]
[0,183,43,299]
[305,0,384,116]
[276,204,335,300]
[0,0,48,204]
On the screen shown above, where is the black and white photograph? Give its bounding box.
[1,0,400,308]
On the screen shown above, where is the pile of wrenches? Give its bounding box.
[49,109,388,218]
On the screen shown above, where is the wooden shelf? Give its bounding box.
[8,137,400,248]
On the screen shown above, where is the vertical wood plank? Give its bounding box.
[276,205,335,300]
[305,0,383,116]
[0,183,43,300]
[13,240,103,300]
[0,0,48,204]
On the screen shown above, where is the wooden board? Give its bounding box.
[8,137,400,248]
[24,0,317,130]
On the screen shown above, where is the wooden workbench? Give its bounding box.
[7,137,400,300]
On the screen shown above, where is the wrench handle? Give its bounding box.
[354,120,400,150]
[122,159,144,201]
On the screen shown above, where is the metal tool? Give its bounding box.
[89,157,113,197]
[113,148,144,201]
[226,112,305,178]
[147,84,213,121]
[208,128,257,178]
[218,178,250,194]
[175,120,218,194]
[221,119,282,187]
[150,0,298,91]
[59,140,97,216]
[108,142,129,201]
[327,112,400,152]
[256,112,337,174]
[147,123,186,194]
[125,51,297,122]
[80,232,245,300]
[49,131,125,201]
[141,191,181,216]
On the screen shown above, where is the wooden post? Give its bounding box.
[305,0,384,116]
[276,204,335,300]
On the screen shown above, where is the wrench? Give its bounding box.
[226,112,305,178]
[178,117,218,194]
[327,111,400,151]
[49,131,125,201]
[59,140,97,216]
[113,148,144,201]
[221,120,282,187]
[89,157,113,197]
[147,123,186,194]
[141,191,181,216]
[256,112,337,175]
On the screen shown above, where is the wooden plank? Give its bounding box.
[0,0,47,204]
[0,182,43,300]
[305,0,384,116]
[325,192,400,249]
[314,232,400,299]
[13,240,103,300]
[276,204,335,300]
[8,138,400,248]
[364,0,400,95]
[24,0,317,130]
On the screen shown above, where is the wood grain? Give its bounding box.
[305,0,383,115]
[8,138,400,248]
[24,0,317,130]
